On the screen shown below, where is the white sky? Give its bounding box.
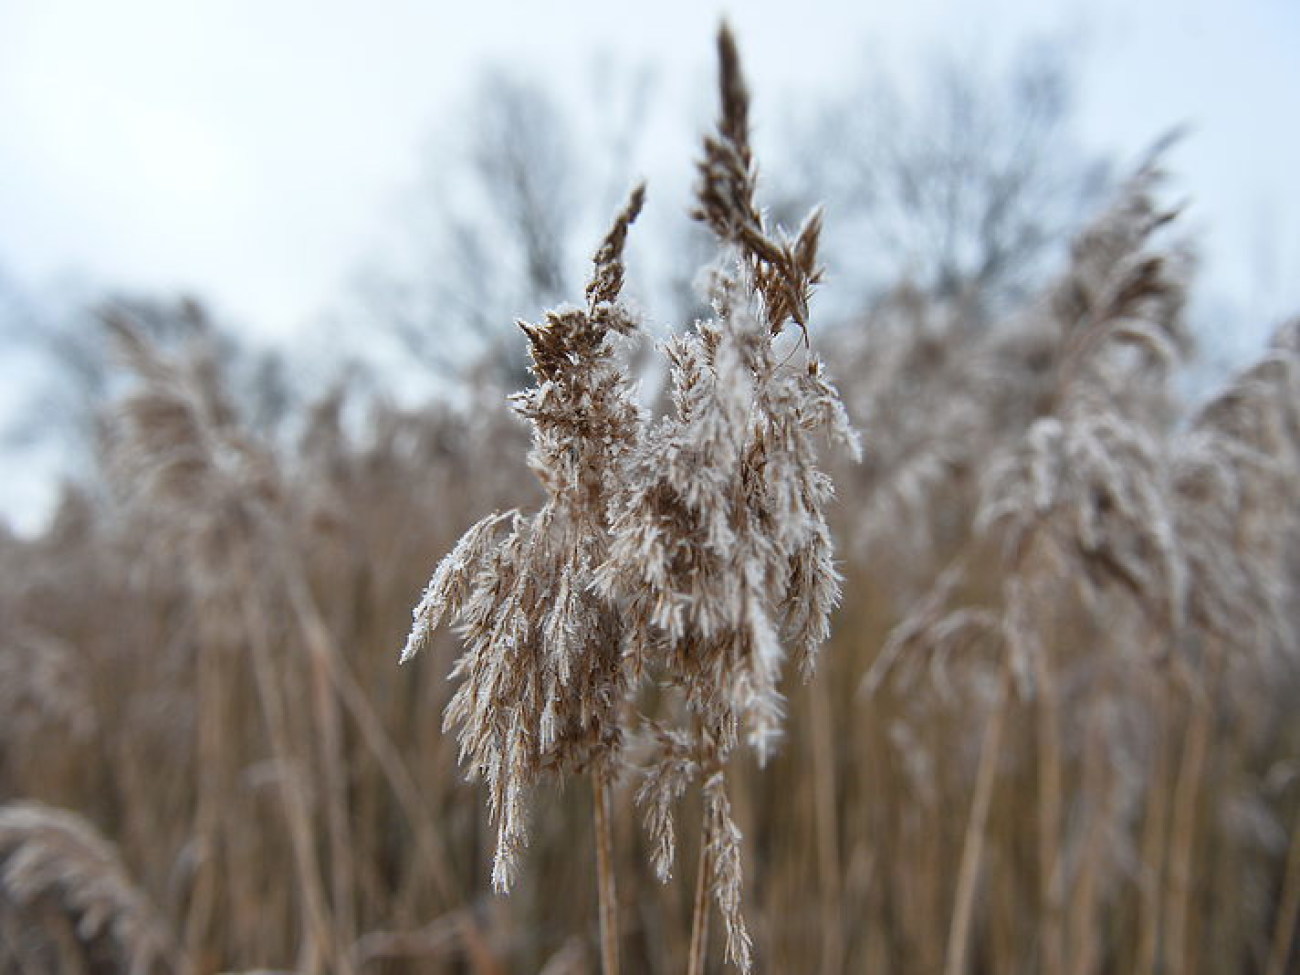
[0,0,1297,534]
[2,0,1296,337]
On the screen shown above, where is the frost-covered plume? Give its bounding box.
[864,166,1194,975]
[402,25,856,974]
[979,165,1192,681]
[596,24,857,758]
[403,185,646,892]
[1172,319,1300,677]
[596,25,856,971]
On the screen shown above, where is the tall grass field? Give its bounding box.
[1,25,1297,975]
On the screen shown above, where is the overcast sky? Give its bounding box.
[2,0,1297,330]
[0,0,1298,529]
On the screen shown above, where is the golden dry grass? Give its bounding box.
[0,24,1298,975]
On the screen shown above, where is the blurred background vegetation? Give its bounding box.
[0,14,1298,975]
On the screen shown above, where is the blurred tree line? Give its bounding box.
[1,32,1107,531]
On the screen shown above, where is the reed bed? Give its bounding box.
[0,25,1298,975]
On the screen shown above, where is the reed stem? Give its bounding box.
[944,663,1011,975]
[592,768,620,975]
[688,819,713,975]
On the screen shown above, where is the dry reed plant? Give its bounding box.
[1,24,1299,975]
[1170,319,1300,975]
[971,165,1189,975]
[601,28,857,968]
[0,801,179,975]
[106,314,344,972]
[402,24,856,974]
[852,165,1300,975]
[97,312,508,973]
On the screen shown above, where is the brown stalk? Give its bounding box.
[592,768,620,975]
[306,616,357,967]
[1265,800,1300,975]
[1135,690,1172,974]
[1164,641,1221,975]
[182,626,227,965]
[282,565,463,910]
[239,588,334,974]
[944,662,1012,975]
[810,676,845,974]
[1033,636,1066,975]
[688,822,713,975]
[1066,703,1110,975]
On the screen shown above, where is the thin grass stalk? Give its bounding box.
[282,567,463,910]
[809,677,844,975]
[989,840,1018,973]
[1033,634,1066,975]
[897,731,935,972]
[1210,801,1240,975]
[855,712,891,972]
[1066,706,1109,975]
[944,663,1012,975]
[1265,803,1300,975]
[688,822,712,975]
[307,643,356,973]
[105,731,185,969]
[1135,690,1172,974]
[1165,643,1220,975]
[239,590,333,973]
[291,582,500,968]
[917,720,945,975]
[592,768,620,975]
[182,636,226,966]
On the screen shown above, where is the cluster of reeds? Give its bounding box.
[0,23,1297,975]
[0,801,178,974]
[841,168,1300,974]
[0,303,535,972]
[403,26,855,973]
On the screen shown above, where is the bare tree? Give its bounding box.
[782,36,1111,320]
[346,70,582,386]
[342,58,668,395]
